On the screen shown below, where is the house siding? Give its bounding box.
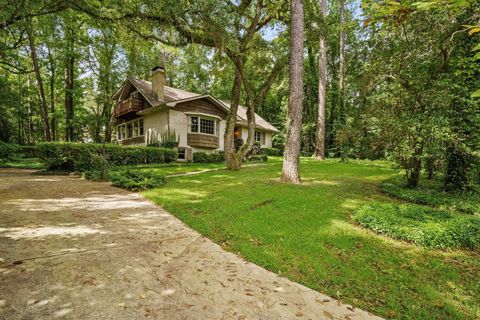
[175,99,228,119]
[239,127,273,148]
[144,109,169,145]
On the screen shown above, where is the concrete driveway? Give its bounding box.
[0,169,381,320]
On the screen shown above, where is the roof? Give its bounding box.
[113,76,279,133]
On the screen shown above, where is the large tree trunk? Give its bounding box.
[64,25,75,142]
[224,68,243,171]
[47,47,56,141]
[27,26,52,141]
[281,0,304,184]
[338,0,346,160]
[315,0,328,160]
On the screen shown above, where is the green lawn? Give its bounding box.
[143,158,480,320]
[113,162,228,176]
[0,157,44,169]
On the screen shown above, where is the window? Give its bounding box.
[116,118,144,141]
[133,121,139,137]
[191,116,199,133]
[178,148,186,160]
[139,119,144,136]
[127,122,133,138]
[190,116,216,135]
[255,131,265,145]
[200,118,215,135]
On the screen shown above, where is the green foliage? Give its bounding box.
[36,142,177,172]
[0,141,19,161]
[108,170,166,191]
[381,175,480,215]
[84,153,109,181]
[445,144,480,192]
[192,152,224,163]
[353,202,480,250]
[260,147,282,156]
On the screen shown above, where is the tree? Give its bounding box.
[315,0,327,160]
[26,21,52,141]
[281,0,305,183]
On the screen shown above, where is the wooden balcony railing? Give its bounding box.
[113,97,144,117]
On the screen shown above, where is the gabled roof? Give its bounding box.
[113,76,279,132]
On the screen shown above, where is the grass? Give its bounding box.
[353,202,480,249]
[143,158,480,320]
[382,175,480,215]
[0,157,44,169]
[112,162,228,176]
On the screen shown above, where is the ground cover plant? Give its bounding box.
[143,159,480,320]
[353,202,480,250]
[381,176,480,215]
[108,169,166,191]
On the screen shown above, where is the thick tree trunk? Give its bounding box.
[281,0,304,184]
[27,27,52,141]
[338,0,346,160]
[64,25,75,142]
[47,48,56,141]
[225,68,243,170]
[315,0,327,160]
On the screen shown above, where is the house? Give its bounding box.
[112,65,279,161]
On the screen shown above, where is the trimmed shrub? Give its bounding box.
[260,147,282,156]
[352,202,480,250]
[193,152,224,163]
[36,142,177,172]
[108,170,166,191]
[0,141,19,161]
[247,154,268,162]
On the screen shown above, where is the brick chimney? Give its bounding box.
[151,65,165,102]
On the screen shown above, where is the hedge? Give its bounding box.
[193,152,225,163]
[247,154,268,162]
[0,141,19,161]
[261,147,282,156]
[36,142,177,172]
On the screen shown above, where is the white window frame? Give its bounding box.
[116,118,144,141]
[188,115,217,136]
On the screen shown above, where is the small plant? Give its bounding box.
[247,154,268,162]
[260,147,282,156]
[108,169,166,191]
[84,153,109,181]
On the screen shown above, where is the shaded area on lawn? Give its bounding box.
[143,159,480,320]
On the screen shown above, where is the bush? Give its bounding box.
[247,154,268,162]
[108,169,166,191]
[193,152,224,163]
[84,154,109,181]
[0,141,19,161]
[36,142,177,172]
[352,202,480,250]
[261,147,282,156]
[381,176,480,215]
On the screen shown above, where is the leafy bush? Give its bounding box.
[247,154,268,162]
[353,202,480,250]
[193,152,224,163]
[261,147,282,156]
[108,169,166,191]
[381,176,480,215]
[84,153,109,181]
[36,142,177,172]
[0,141,19,161]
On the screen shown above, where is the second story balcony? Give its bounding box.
[113,97,145,117]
